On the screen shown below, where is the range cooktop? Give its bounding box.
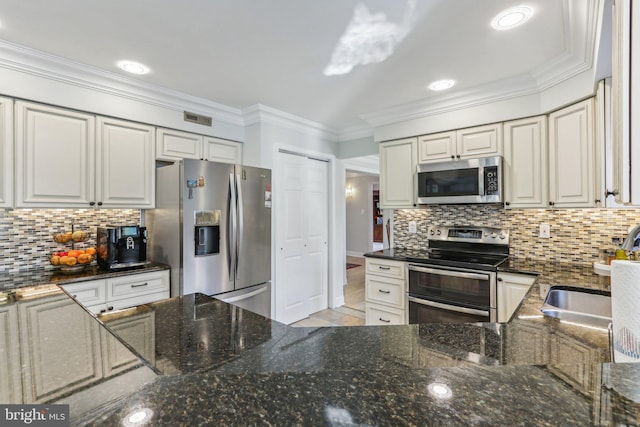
[406,249,508,272]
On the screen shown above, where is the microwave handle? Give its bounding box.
[408,296,490,317]
[478,167,485,196]
[408,265,490,281]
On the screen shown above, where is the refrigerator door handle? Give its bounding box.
[227,173,236,280]
[235,173,243,277]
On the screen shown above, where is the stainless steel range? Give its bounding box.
[407,225,509,324]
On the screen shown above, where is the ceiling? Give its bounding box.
[0,0,609,135]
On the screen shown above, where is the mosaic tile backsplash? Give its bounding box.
[393,206,640,265]
[0,209,141,272]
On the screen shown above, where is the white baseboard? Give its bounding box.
[346,250,365,257]
[332,295,345,308]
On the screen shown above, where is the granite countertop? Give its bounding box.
[0,261,170,292]
[2,281,639,426]
[365,248,611,290]
[1,250,637,425]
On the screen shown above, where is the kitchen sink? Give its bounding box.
[540,285,611,328]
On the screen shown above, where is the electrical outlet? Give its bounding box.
[539,223,550,238]
[539,284,551,299]
[408,221,417,234]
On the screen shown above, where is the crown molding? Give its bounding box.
[0,40,245,126]
[242,104,342,141]
[360,74,541,127]
[361,0,603,128]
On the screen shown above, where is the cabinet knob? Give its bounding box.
[456,154,461,159]
[497,278,503,282]
[108,306,114,311]
[89,201,95,206]
[451,155,455,159]
[505,202,510,206]
[97,201,103,206]
[548,201,555,206]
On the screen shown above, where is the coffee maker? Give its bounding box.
[97,225,148,270]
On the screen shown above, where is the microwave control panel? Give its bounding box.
[484,166,499,195]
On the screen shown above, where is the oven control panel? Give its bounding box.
[427,226,509,245]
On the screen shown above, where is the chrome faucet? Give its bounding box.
[621,224,640,251]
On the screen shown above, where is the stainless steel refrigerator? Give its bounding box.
[145,159,272,317]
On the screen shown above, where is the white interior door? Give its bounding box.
[275,152,329,324]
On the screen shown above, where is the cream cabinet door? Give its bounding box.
[204,137,242,164]
[156,127,203,161]
[379,137,417,208]
[15,101,95,207]
[548,99,596,208]
[417,131,456,163]
[96,117,155,208]
[0,304,22,403]
[497,272,535,322]
[0,97,13,207]
[503,116,548,208]
[102,310,155,376]
[18,294,103,403]
[456,123,502,159]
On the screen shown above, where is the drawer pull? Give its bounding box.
[378,289,391,294]
[378,266,391,270]
[379,318,391,323]
[131,282,148,288]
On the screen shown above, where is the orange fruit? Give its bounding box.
[77,254,92,264]
[50,255,60,266]
[68,250,83,258]
[85,247,96,255]
[60,256,77,266]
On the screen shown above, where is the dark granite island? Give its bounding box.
[1,283,640,426]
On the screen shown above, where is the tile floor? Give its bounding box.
[291,256,366,327]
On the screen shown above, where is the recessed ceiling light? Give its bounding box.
[117,60,150,75]
[428,79,455,91]
[491,6,534,30]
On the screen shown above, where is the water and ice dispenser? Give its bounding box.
[194,210,220,256]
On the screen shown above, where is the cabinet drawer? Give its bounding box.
[365,258,406,279]
[107,271,169,301]
[366,304,406,325]
[61,280,106,307]
[365,276,405,308]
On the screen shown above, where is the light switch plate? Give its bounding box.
[539,223,550,238]
[408,221,417,234]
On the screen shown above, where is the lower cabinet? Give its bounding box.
[18,294,104,403]
[4,289,154,404]
[497,272,536,322]
[364,258,407,325]
[61,269,170,314]
[0,303,22,403]
[101,309,155,376]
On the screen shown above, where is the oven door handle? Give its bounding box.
[408,296,490,317]
[408,265,490,281]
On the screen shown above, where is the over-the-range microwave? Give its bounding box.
[416,156,503,204]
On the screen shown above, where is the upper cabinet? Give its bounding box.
[14,101,156,209]
[548,98,597,208]
[157,127,242,164]
[503,116,548,208]
[418,123,502,163]
[15,101,96,207]
[379,137,417,209]
[0,97,13,208]
[156,128,202,161]
[204,136,242,164]
[96,117,155,208]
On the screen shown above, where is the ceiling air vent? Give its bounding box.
[184,111,212,127]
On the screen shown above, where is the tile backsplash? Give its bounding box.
[393,206,640,265]
[0,208,141,272]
